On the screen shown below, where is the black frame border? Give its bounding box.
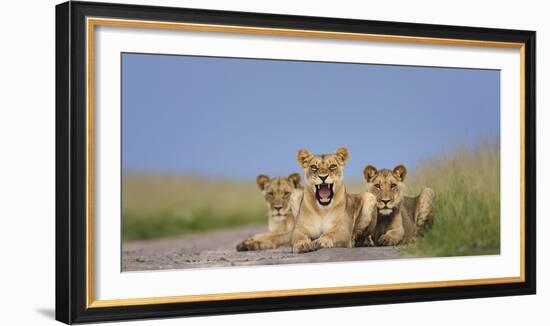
[56,1,536,324]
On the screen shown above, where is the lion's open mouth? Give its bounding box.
[315,183,334,206]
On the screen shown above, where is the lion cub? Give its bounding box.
[292,147,372,253]
[363,164,435,246]
[236,173,303,251]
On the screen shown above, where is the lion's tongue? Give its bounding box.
[319,184,331,199]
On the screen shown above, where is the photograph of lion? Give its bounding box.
[121,53,500,271]
[235,148,436,254]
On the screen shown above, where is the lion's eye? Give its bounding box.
[310,165,318,172]
[266,192,274,197]
[391,183,397,189]
[329,164,337,171]
[374,184,381,189]
[283,191,291,198]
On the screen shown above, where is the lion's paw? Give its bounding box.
[378,234,399,246]
[293,240,313,254]
[236,238,259,251]
[312,237,334,250]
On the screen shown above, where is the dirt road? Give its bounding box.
[123,226,410,271]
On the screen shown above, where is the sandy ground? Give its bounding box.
[122,226,411,271]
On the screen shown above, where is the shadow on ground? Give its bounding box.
[36,308,55,320]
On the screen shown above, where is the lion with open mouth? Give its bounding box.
[291,147,376,253]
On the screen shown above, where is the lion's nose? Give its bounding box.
[319,175,328,183]
[273,204,283,211]
[381,199,390,205]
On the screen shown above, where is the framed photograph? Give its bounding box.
[56,1,536,324]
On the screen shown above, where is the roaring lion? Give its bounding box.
[236,173,303,251]
[291,147,376,253]
[362,164,435,246]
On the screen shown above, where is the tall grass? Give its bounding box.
[122,175,266,240]
[404,140,500,257]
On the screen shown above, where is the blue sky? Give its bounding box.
[122,53,500,180]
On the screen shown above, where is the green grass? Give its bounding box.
[122,175,266,240]
[403,140,500,257]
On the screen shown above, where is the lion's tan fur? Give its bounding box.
[363,164,435,246]
[350,192,378,247]
[236,173,303,251]
[291,147,377,253]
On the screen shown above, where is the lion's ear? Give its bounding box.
[287,173,301,189]
[256,174,270,190]
[296,149,313,168]
[393,165,407,181]
[334,147,349,165]
[363,165,378,183]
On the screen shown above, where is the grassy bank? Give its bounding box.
[122,175,266,240]
[404,141,500,257]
